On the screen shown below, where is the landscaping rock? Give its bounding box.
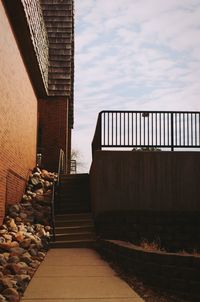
[0,167,56,300]
[0,294,6,302]
[2,288,20,302]
[8,256,19,264]
[0,277,13,291]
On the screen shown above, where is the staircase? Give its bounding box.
[57,174,91,213]
[51,174,96,248]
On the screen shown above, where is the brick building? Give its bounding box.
[0,0,74,223]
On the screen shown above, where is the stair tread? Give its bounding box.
[50,239,96,245]
[55,221,94,227]
[55,231,95,236]
[55,213,92,217]
[55,225,94,229]
[50,239,95,246]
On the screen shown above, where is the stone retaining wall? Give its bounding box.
[98,239,200,301]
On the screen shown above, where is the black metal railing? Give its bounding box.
[51,148,66,241]
[92,111,200,155]
[70,159,77,174]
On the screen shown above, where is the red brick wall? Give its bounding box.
[38,98,70,172]
[0,3,37,223]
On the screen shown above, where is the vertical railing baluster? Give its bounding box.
[159,113,162,145]
[111,112,113,146]
[156,113,157,147]
[100,112,102,150]
[128,112,130,146]
[143,113,145,146]
[179,113,181,146]
[120,112,121,146]
[187,113,189,146]
[168,113,170,147]
[103,112,105,146]
[132,112,134,146]
[183,113,185,146]
[152,113,154,146]
[171,113,174,151]
[164,113,165,146]
[199,113,200,146]
[175,113,177,146]
[140,112,142,146]
[116,113,117,146]
[124,112,126,146]
[108,112,110,146]
[191,113,193,146]
[136,113,138,146]
[195,113,197,145]
[148,113,150,146]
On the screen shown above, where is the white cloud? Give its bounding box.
[73,0,200,171]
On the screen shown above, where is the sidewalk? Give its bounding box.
[21,248,144,302]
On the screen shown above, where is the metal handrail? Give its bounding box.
[92,110,200,155]
[57,149,65,183]
[51,148,66,242]
[51,181,56,241]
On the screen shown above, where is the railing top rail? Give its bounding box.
[99,110,200,114]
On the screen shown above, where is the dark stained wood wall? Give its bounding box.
[90,151,200,213]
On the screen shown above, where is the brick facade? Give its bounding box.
[0,2,37,223]
[0,0,74,222]
[38,98,70,171]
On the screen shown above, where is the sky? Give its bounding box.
[72,0,200,172]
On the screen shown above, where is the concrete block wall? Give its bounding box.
[0,2,37,223]
[98,240,200,300]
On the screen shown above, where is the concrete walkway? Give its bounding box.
[21,248,144,302]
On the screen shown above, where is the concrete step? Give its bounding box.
[55,208,91,214]
[58,205,90,210]
[56,199,90,208]
[55,218,94,227]
[60,179,89,183]
[57,194,90,205]
[59,191,90,196]
[56,211,90,215]
[60,174,89,181]
[54,213,93,224]
[53,231,95,241]
[60,191,89,196]
[50,239,96,248]
[55,225,94,234]
[50,211,96,249]
[59,191,89,195]
[56,199,90,207]
[55,213,92,220]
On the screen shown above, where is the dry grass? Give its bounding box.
[139,239,200,256]
[139,238,165,252]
